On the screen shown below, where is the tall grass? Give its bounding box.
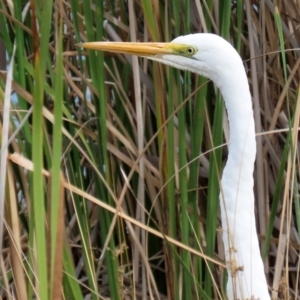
[0,0,299,299]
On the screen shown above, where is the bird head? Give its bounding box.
[78,33,247,92]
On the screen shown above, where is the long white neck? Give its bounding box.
[160,32,270,298]
[219,73,270,299]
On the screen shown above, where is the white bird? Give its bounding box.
[80,33,270,300]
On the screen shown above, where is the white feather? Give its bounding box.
[162,33,270,299]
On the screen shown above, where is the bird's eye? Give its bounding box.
[186,46,196,55]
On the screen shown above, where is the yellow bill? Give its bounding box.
[77,41,192,57]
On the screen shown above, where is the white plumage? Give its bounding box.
[170,34,270,299]
[80,33,270,299]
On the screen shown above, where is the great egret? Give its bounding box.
[79,33,270,299]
